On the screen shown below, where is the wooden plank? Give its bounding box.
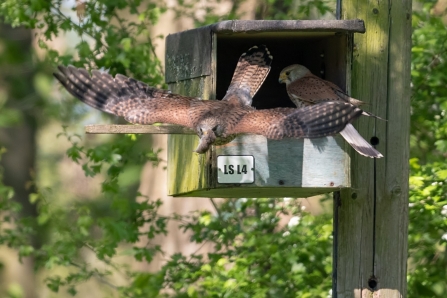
[85,124,195,134]
[337,1,411,297]
[210,20,366,34]
[172,186,339,199]
[165,27,213,83]
[213,135,349,189]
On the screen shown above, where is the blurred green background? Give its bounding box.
[0,0,446,297]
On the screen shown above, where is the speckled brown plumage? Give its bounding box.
[222,45,272,106]
[279,64,384,158]
[54,64,364,154]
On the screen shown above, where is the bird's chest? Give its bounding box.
[214,107,247,145]
[216,112,245,145]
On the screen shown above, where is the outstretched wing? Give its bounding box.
[222,45,273,106]
[227,101,363,140]
[53,66,196,127]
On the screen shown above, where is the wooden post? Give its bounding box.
[336,1,411,297]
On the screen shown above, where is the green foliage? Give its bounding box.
[2,126,334,296]
[255,0,334,20]
[1,0,165,84]
[164,198,332,297]
[408,159,447,297]
[2,130,333,296]
[0,148,36,263]
[119,198,331,297]
[172,0,243,27]
[1,0,447,297]
[411,3,447,163]
[407,1,447,297]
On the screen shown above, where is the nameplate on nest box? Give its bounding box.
[217,155,255,184]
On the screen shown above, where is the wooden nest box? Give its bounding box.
[166,20,365,198]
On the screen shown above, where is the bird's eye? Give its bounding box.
[200,128,203,132]
[212,126,218,132]
[285,71,290,76]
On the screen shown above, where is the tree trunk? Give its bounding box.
[0,23,38,298]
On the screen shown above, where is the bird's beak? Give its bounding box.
[278,73,287,84]
[194,129,216,154]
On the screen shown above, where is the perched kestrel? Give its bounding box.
[222,45,272,106]
[54,65,365,153]
[279,64,384,158]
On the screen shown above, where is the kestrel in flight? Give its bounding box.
[53,47,367,154]
[279,64,384,158]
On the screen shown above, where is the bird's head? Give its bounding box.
[278,64,310,84]
[194,120,225,153]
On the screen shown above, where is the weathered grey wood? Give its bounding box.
[166,30,216,197]
[171,186,342,199]
[85,124,195,134]
[167,76,216,197]
[210,20,365,34]
[337,1,411,297]
[216,135,349,187]
[205,135,349,198]
[165,27,213,82]
[169,135,350,198]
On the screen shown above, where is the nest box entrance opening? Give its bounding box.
[216,32,349,109]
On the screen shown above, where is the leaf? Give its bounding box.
[435,170,447,180]
[0,108,23,126]
[199,213,212,226]
[410,176,425,188]
[120,37,132,52]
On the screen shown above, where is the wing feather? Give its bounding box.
[222,45,272,106]
[228,101,363,140]
[54,66,196,128]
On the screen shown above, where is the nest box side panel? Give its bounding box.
[316,34,349,90]
[165,28,213,82]
[208,135,349,197]
[165,28,216,197]
[167,79,214,196]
